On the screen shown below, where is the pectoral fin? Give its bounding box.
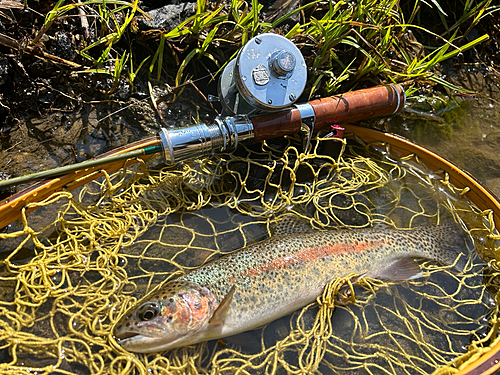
[209,285,235,326]
[369,257,423,281]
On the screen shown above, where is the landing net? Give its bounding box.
[0,132,498,375]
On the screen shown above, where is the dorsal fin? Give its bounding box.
[209,286,235,326]
[273,214,314,236]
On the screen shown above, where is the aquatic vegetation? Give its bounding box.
[142,0,492,97]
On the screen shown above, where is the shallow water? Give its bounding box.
[381,68,500,198]
[109,137,494,374]
[1,69,500,374]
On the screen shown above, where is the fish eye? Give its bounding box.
[136,303,160,321]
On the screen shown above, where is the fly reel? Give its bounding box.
[217,33,307,115]
[0,33,407,191]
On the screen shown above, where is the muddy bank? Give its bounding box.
[0,0,499,203]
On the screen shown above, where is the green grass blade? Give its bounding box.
[176,48,201,87]
[428,75,474,93]
[439,33,489,61]
[251,0,259,36]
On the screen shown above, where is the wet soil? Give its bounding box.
[0,3,499,372]
[0,1,499,211]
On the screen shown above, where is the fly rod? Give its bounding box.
[0,84,404,190]
[0,33,405,190]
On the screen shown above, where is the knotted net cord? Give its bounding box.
[0,134,497,374]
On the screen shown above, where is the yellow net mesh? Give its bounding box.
[0,133,498,374]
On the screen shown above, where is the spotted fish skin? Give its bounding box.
[114,223,468,353]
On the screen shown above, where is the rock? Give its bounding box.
[262,0,300,23]
[52,32,76,60]
[450,147,500,183]
[139,3,197,30]
[0,56,9,86]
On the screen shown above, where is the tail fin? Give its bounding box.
[417,223,472,273]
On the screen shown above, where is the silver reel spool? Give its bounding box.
[218,33,307,115]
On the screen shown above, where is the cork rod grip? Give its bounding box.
[310,84,405,130]
[251,108,303,143]
[250,84,405,143]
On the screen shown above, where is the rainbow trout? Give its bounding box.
[114,223,468,353]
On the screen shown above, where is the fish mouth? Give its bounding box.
[114,332,178,353]
[114,328,188,353]
[115,331,142,342]
[114,331,154,351]
[114,328,173,353]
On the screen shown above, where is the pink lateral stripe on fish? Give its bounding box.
[239,240,387,279]
[113,223,469,353]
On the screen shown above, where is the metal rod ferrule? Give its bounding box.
[158,116,254,164]
[295,102,316,127]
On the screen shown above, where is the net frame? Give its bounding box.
[0,125,499,374]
